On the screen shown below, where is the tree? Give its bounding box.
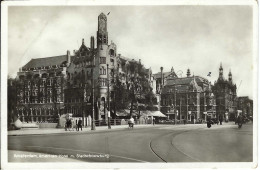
[112,61,157,118]
[8,77,18,128]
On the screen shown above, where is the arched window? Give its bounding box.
[111,59,114,66]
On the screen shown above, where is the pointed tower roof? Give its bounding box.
[228,69,232,76]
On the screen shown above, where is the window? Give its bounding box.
[98,78,107,86]
[111,59,114,66]
[100,57,106,64]
[100,67,106,75]
[109,49,115,56]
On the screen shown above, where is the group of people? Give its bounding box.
[207,115,244,128]
[65,118,82,131]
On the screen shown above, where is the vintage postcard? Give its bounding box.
[1,0,258,169]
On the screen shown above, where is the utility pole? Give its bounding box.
[174,84,177,125]
[91,66,96,130]
[107,64,111,129]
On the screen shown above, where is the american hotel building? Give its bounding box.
[15,13,152,123]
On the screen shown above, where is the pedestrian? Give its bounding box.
[68,119,72,131]
[153,117,155,125]
[207,116,211,128]
[219,115,223,125]
[184,119,186,125]
[77,118,83,131]
[128,116,134,129]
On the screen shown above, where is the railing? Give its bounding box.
[157,119,207,124]
[93,119,122,127]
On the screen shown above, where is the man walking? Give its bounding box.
[77,118,83,131]
[153,117,155,125]
[219,115,223,125]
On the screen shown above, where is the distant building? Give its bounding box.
[160,69,216,123]
[152,67,178,111]
[14,13,153,123]
[212,63,237,121]
[237,96,253,117]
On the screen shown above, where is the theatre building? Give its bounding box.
[160,69,216,123]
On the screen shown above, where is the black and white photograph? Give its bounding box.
[1,1,258,169]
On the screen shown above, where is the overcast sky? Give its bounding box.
[8,6,254,98]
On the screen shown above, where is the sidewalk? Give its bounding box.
[8,124,153,136]
[8,122,237,136]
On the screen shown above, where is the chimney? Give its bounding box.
[82,38,85,45]
[187,68,191,77]
[160,67,164,86]
[171,67,174,73]
[67,50,71,64]
[90,36,94,49]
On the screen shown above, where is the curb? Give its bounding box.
[7,124,154,136]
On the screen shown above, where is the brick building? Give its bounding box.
[237,96,253,118]
[14,13,153,123]
[212,63,237,121]
[160,69,216,123]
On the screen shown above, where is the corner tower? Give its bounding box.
[97,13,108,47]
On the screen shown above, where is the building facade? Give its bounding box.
[160,69,216,123]
[14,13,153,123]
[212,63,237,121]
[237,96,253,118]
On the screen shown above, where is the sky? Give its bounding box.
[8,5,254,98]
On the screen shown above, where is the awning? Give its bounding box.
[116,110,138,117]
[150,111,167,117]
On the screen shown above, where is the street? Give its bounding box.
[8,123,253,162]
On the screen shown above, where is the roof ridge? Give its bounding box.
[31,54,68,60]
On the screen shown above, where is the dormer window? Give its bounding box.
[109,49,115,56]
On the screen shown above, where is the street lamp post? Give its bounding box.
[107,64,111,129]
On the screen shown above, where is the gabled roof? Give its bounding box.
[23,55,73,69]
[161,85,190,94]
[73,49,97,64]
[119,56,138,64]
[161,76,209,94]
[166,76,208,86]
[190,76,203,92]
[153,71,177,79]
